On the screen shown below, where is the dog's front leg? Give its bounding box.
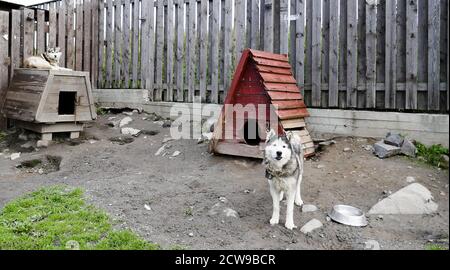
[285,188,297,230]
[269,182,280,225]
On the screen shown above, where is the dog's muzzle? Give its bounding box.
[275,151,282,160]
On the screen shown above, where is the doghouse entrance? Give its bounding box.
[243,119,260,146]
[58,91,76,115]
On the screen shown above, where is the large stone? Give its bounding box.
[401,139,417,157]
[10,152,21,161]
[302,204,318,213]
[119,117,133,127]
[384,132,404,147]
[37,140,49,148]
[364,240,381,250]
[373,141,401,159]
[121,127,141,137]
[300,219,323,234]
[368,183,438,215]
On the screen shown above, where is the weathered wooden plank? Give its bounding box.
[279,0,289,54]
[444,0,449,110]
[357,0,366,108]
[105,0,113,88]
[347,0,357,108]
[311,0,321,107]
[10,10,21,81]
[155,0,164,100]
[22,8,35,63]
[328,0,339,107]
[132,0,140,89]
[83,0,92,73]
[223,0,232,96]
[91,0,99,87]
[113,0,122,87]
[295,0,305,89]
[122,0,131,88]
[385,0,397,109]
[246,0,252,48]
[376,0,386,108]
[289,0,296,73]
[167,0,175,101]
[211,0,220,103]
[175,0,184,101]
[188,0,197,102]
[417,0,428,84]
[305,0,312,87]
[58,0,66,67]
[235,0,246,59]
[406,0,418,110]
[97,0,105,87]
[322,0,330,85]
[263,0,273,52]
[428,0,440,110]
[397,0,407,83]
[75,0,83,71]
[338,0,347,107]
[48,3,57,49]
[0,11,9,129]
[366,0,377,109]
[251,0,259,49]
[36,10,46,55]
[199,0,208,102]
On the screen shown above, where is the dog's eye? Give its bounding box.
[283,145,286,148]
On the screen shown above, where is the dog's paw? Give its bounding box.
[285,222,297,230]
[295,199,304,207]
[270,217,279,225]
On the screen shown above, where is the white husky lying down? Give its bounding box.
[264,129,304,230]
[23,47,72,71]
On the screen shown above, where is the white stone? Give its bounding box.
[364,240,381,250]
[368,183,438,215]
[223,208,239,218]
[172,151,181,157]
[36,140,49,148]
[343,148,352,152]
[406,176,416,183]
[302,204,318,213]
[38,168,44,175]
[123,111,133,116]
[10,152,21,160]
[162,137,174,143]
[144,204,152,211]
[317,164,325,169]
[119,117,133,127]
[300,219,323,234]
[188,232,194,237]
[155,145,167,156]
[121,127,141,136]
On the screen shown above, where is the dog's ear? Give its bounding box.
[265,129,277,144]
[287,131,302,154]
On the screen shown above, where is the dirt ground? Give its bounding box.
[0,111,448,250]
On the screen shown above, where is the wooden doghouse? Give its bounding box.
[1,69,96,140]
[209,49,314,158]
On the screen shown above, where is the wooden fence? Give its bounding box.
[1,0,449,118]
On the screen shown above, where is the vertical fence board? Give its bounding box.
[113,0,121,87]
[346,0,357,108]
[357,0,366,108]
[10,10,21,81]
[289,0,296,72]
[122,0,131,88]
[91,0,99,87]
[251,0,260,50]
[175,0,184,101]
[385,0,397,109]
[328,0,339,107]
[22,8,34,63]
[167,0,175,101]
[428,0,440,110]
[376,0,385,108]
[0,11,9,129]
[83,0,92,73]
[396,0,406,109]
[132,0,140,89]
[49,4,57,49]
[235,0,246,59]
[263,0,273,52]
[279,0,289,54]
[58,0,67,67]
[305,0,312,91]
[188,0,196,102]
[199,0,208,101]
[155,0,164,100]
[211,0,220,103]
[322,0,330,85]
[406,0,418,110]
[366,0,377,109]
[105,0,113,88]
[36,10,46,55]
[224,0,233,95]
[75,0,83,71]
[338,0,347,108]
[296,0,305,90]
[311,0,321,107]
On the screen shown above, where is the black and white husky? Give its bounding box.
[264,129,304,230]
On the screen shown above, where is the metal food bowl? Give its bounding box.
[328,205,368,227]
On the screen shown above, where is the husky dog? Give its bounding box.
[23,47,72,71]
[264,129,304,230]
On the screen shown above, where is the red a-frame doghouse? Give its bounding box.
[209,49,315,158]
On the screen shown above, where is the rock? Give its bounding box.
[162,120,172,128]
[343,147,352,152]
[406,176,416,183]
[326,216,331,222]
[363,145,374,151]
[384,132,404,147]
[223,208,239,218]
[109,136,134,145]
[302,204,318,213]
[37,140,49,148]
[300,219,323,234]
[364,240,381,250]
[162,137,174,144]
[141,130,159,136]
[144,204,152,211]
[440,155,449,169]
[373,141,401,159]
[155,144,167,156]
[440,192,446,196]
[18,133,28,141]
[107,120,119,128]
[319,140,336,147]
[10,152,21,160]
[121,127,141,137]
[317,164,325,169]
[123,111,133,116]
[20,141,35,149]
[119,117,133,127]
[172,151,181,157]
[188,232,194,237]
[38,168,44,175]
[400,139,417,157]
[368,183,438,215]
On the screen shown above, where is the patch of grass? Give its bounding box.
[96,106,108,116]
[184,207,193,217]
[0,185,159,250]
[425,244,449,250]
[0,131,6,142]
[415,142,449,169]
